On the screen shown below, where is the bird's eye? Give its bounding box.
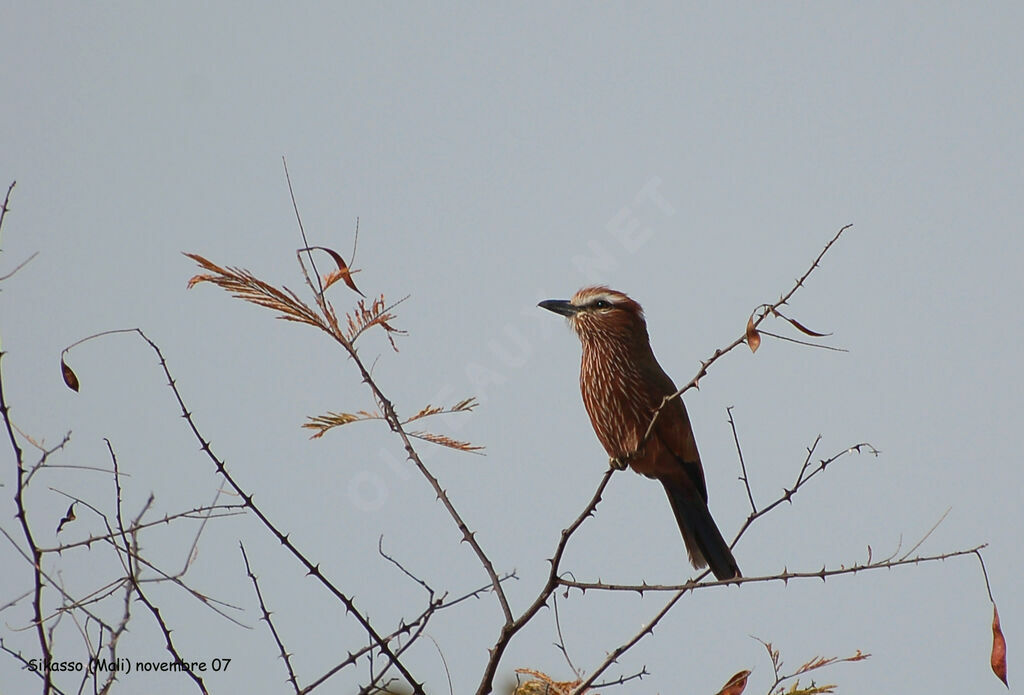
[592,300,612,309]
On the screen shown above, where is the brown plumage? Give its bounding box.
[539,286,740,580]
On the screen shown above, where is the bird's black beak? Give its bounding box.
[538,299,579,317]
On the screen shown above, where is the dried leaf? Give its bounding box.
[343,295,407,350]
[405,397,479,423]
[848,649,869,662]
[716,669,750,695]
[409,430,484,453]
[992,603,1008,686]
[453,397,478,411]
[746,315,761,353]
[184,253,324,328]
[305,246,364,296]
[779,680,836,694]
[785,316,830,337]
[60,356,79,392]
[56,503,76,534]
[771,308,832,337]
[303,410,382,438]
[187,273,211,289]
[409,405,444,421]
[514,669,585,695]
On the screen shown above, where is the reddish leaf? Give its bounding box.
[745,315,761,353]
[785,316,830,337]
[771,308,832,337]
[992,603,1008,686]
[61,357,79,392]
[715,669,750,695]
[306,246,364,296]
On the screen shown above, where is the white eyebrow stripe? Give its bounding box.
[574,292,622,307]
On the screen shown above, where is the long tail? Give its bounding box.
[661,480,741,580]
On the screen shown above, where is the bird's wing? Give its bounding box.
[641,360,710,502]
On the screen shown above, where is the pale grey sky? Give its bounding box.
[2,4,1021,694]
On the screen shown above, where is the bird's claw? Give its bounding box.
[609,456,630,471]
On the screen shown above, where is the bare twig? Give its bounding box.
[378,536,434,596]
[241,543,301,694]
[98,560,134,694]
[974,549,995,604]
[727,406,757,512]
[0,350,52,694]
[591,668,649,689]
[0,251,39,282]
[0,180,15,228]
[755,329,848,352]
[179,483,231,576]
[551,591,581,679]
[282,157,323,297]
[899,507,951,560]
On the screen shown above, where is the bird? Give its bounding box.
[539,286,741,580]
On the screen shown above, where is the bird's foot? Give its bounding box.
[609,456,630,471]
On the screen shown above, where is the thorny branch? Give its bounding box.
[241,543,301,695]
[559,545,986,594]
[628,224,853,468]
[727,406,757,512]
[733,439,880,545]
[1,186,50,694]
[1,351,52,694]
